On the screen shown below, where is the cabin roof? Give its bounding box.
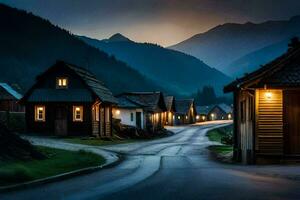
[116,96,145,109]
[224,45,300,92]
[0,83,22,100]
[216,103,232,114]
[164,96,176,112]
[21,61,117,104]
[196,105,214,115]
[116,92,167,112]
[175,99,194,115]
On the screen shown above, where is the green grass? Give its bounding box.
[0,146,105,187]
[206,125,233,158]
[208,145,233,155]
[206,129,223,143]
[64,137,137,146]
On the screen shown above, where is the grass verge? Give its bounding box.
[208,145,233,156]
[64,137,137,146]
[206,125,233,163]
[0,146,105,187]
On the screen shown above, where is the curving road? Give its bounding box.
[2,121,300,200]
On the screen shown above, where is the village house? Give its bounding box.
[195,105,214,122]
[224,41,300,164]
[20,61,117,137]
[174,99,196,125]
[0,83,24,112]
[208,103,233,121]
[164,96,176,126]
[112,96,145,129]
[113,92,167,131]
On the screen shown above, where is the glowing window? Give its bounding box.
[57,77,68,88]
[73,106,83,122]
[35,106,45,121]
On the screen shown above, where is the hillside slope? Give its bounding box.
[225,39,290,78]
[169,16,300,74]
[0,4,164,94]
[79,34,231,95]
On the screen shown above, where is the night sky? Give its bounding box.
[2,0,300,46]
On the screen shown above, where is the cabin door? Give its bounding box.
[55,106,68,136]
[136,112,142,129]
[284,90,300,154]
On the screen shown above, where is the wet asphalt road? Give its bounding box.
[2,122,300,200]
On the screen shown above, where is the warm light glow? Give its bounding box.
[202,116,205,120]
[73,106,83,121]
[186,116,188,119]
[265,91,272,99]
[211,113,214,117]
[196,115,199,120]
[57,77,68,88]
[178,116,181,120]
[228,114,232,119]
[116,110,120,115]
[35,106,45,121]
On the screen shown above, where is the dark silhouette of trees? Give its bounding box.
[194,86,232,106]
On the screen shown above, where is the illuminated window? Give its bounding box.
[57,77,68,88]
[73,106,83,121]
[94,105,99,122]
[35,106,45,121]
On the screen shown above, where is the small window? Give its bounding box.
[130,113,134,121]
[73,106,83,122]
[35,106,45,121]
[56,77,68,88]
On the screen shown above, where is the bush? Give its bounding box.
[0,111,25,132]
[0,165,32,184]
[221,134,233,145]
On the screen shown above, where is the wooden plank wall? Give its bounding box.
[256,89,283,155]
[239,90,254,164]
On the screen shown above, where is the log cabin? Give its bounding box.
[0,83,24,112]
[20,61,117,137]
[164,96,176,126]
[174,99,196,125]
[113,92,167,132]
[224,41,300,164]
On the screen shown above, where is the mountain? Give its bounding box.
[225,39,290,78]
[0,4,164,95]
[169,16,300,74]
[78,34,231,95]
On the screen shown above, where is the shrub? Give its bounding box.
[0,165,32,184]
[221,134,233,145]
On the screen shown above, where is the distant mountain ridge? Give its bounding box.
[78,34,231,95]
[0,3,165,94]
[225,39,291,78]
[169,16,300,75]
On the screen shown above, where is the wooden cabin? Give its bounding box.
[113,92,167,132]
[224,42,300,164]
[0,83,24,112]
[20,61,117,137]
[208,103,233,121]
[164,96,176,126]
[174,99,196,125]
[195,105,214,122]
